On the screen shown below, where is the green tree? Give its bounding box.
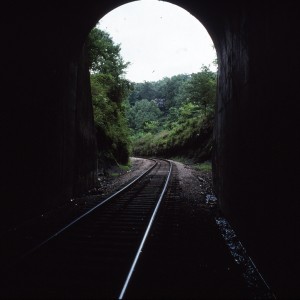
[87,27,132,164]
[127,99,162,131]
[126,75,189,112]
[159,74,190,112]
[87,28,129,76]
[182,66,216,115]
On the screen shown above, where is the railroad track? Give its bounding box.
[2,158,173,299]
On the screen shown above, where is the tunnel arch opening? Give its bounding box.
[87,0,218,173]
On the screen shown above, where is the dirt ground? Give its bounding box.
[3,157,272,298]
[95,157,156,197]
[99,157,215,207]
[169,159,215,203]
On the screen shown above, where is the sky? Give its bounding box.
[98,0,216,83]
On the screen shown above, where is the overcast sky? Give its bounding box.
[98,0,216,82]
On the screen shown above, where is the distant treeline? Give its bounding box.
[126,67,216,160]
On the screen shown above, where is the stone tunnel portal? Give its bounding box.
[2,1,300,298]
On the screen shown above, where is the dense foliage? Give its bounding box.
[126,66,217,161]
[87,26,217,165]
[87,28,132,165]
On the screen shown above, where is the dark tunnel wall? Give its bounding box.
[1,1,300,298]
[212,3,300,298]
[1,2,102,226]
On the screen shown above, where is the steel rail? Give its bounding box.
[118,160,173,299]
[18,158,158,260]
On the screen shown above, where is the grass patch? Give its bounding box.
[109,172,120,177]
[108,162,131,178]
[170,156,194,165]
[194,161,212,172]
[118,164,130,171]
[171,157,212,172]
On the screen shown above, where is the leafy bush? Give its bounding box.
[87,28,132,166]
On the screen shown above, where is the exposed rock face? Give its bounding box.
[1,1,300,298]
[73,45,98,196]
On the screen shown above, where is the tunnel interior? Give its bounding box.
[2,1,300,298]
